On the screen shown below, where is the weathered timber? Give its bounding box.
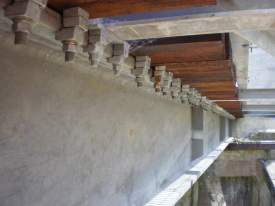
[47,0,216,19]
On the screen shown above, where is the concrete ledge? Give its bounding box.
[226,141,275,150]
[145,137,233,206]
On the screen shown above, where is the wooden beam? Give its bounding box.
[130,34,226,64]
[188,82,235,87]
[172,71,232,77]
[47,0,217,19]
[195,86,236,92]
[163,60,232,72]
[177,78,233,83]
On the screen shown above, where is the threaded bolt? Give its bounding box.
[155,88,161,92]
[65,51,75,63]
[137,82,143,88]
[14,32,29,45]
[114,70,121,76]
[91,60,99,67]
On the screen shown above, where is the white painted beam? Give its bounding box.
[98,10,275,40]
[243,105,275,111]
[239,89,275,101]
[145,138,233,206]
[235,30,275,57]
[244,111,275,115]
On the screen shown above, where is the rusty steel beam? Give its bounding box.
[47,0,216,19]
[225,143,275,151]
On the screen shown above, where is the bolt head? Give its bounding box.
[62,44,77,53]
[137,82,143,88]
[12,21,32,34]
[114,70,121,76]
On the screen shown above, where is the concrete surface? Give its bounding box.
[234,117,275,139]
[95,0,275,23]
[236,30,275,58]
[230,33,249,90]
[208,151,275,206]
[0,22,227,206]
[146,138,233,206]
[203,168,226,206]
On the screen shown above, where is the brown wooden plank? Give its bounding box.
[200,91,237,96]
[188,82,235,87]
[195,86,236,92]
[176,77,233,82]
[131,42,225,64]
[48,0,217,19]
[129,34,223,47]
[171,71,232,77]
[163,60,232,72]
[206,95,238,100]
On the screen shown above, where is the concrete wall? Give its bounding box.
[203,111,221,156]
[0,28,225,205]
[235,117,275,139]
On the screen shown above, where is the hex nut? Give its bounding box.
[114,49,128,57]
[132,67,148,76]
[113,64,122,71]
[108,55,125,64]
[89,35,108,45]
[89,27,107,37]
[89,54,100,61]
[83,43,104,55]
[154,70,165,76]
[114,43,130,51]
[136,56,151,62]
[56,27,85,45]
[62,44,77,52]
[12,21,32,34]
[135,61,150,68]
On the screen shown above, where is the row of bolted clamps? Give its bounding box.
[83,26,108,67]
[5,0,48,45]
[170,78,181,99]
[179,85,189,103]
[131,56,151,87]
[108,42,130,76]
[161,72,173,96]
[150,66,166,92]
[56,7,89,63]
[187,88,202,107]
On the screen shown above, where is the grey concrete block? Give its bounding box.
[191,139,204,161]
